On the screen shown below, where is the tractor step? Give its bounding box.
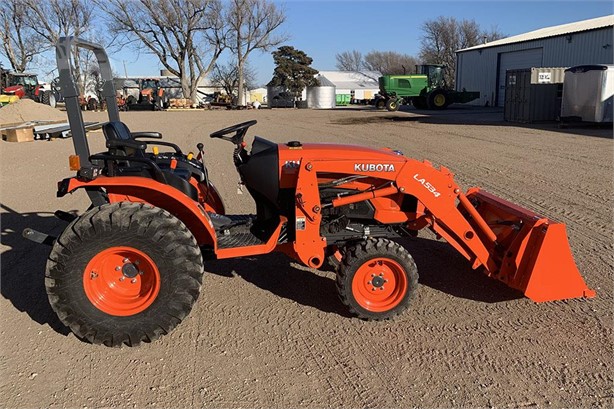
[216,214,264,249]
[216,216,287,250]
[217,231,265,249]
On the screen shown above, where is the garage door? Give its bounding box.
[497,48,543,107]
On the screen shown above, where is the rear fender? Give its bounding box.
[59,176,217,247]
[191,178,225,214]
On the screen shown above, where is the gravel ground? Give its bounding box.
[1,106,612,408]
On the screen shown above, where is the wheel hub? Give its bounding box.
[371,275,385,288]
[121,262,139,278]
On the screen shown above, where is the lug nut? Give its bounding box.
[371,274,375,277]
[123,258,130,263]
[367,281,371,285]
[119,277,125,282]
[139,271,144,275]
[372,287,376,291]
[131,278,137,283]
[380,287,384,291]
[384,279,388,283]
[379,273,384,277]
[134,260,140,265]
[115,266,121,271]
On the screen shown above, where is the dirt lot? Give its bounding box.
[1,106,612,408]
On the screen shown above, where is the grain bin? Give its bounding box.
[306,85,336,109]
[561,65,614,123]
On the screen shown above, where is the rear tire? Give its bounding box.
[374,98,386,109]
[337,238,418,320]
[46,202,204,347]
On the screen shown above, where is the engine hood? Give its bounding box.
[279,142,407,163]
[2,85,23,94]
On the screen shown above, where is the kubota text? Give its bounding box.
[354,163,396,172]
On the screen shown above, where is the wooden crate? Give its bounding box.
[169,98,193,108]
[3,127,34,142]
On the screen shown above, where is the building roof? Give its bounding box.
[458,15,614,52]
[316,70,381,89]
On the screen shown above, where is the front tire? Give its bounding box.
[41,90,57,108]
[46,202,204,347]
[336,238,418,320]
[385,98,400,112]
[427,90,447,110]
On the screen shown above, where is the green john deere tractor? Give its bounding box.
[374,64,479,111]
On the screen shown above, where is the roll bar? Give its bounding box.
[56,37,120,178]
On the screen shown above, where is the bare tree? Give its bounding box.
[420,16,504,86]
[0,0,45,72]
[482,25,504,43]
[227,0,286,105]
[24,0,94,92]
[210,60,256,102]
[98,0,226,102]
[363,51,419,75]
[335,50,418,75]
[458,19,481,49]
[335,50,362,71]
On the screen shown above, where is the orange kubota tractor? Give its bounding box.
[24,38,595,347]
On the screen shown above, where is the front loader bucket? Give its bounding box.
[465,189,595,302]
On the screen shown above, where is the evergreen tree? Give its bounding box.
[268,46,319,100]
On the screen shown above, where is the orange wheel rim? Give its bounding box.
[352,258,407,312]
[83,246,160,316]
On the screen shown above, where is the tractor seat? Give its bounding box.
[102,121,197,200]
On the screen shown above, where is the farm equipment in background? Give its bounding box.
[208,91,233,107]
[25,37,594,347]
[126,78,168,110]
[374,64,480,111]
[0,68,57,108]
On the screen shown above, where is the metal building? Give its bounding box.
[456,15,614,107]
[315,71,381,103]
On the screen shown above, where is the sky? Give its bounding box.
[2,1,613,86]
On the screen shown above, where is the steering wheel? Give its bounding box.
[209,120,257,145]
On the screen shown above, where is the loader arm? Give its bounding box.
[393,160,594,302]
[394,159,499,272]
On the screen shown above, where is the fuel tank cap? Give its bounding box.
[286,141,302,147]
